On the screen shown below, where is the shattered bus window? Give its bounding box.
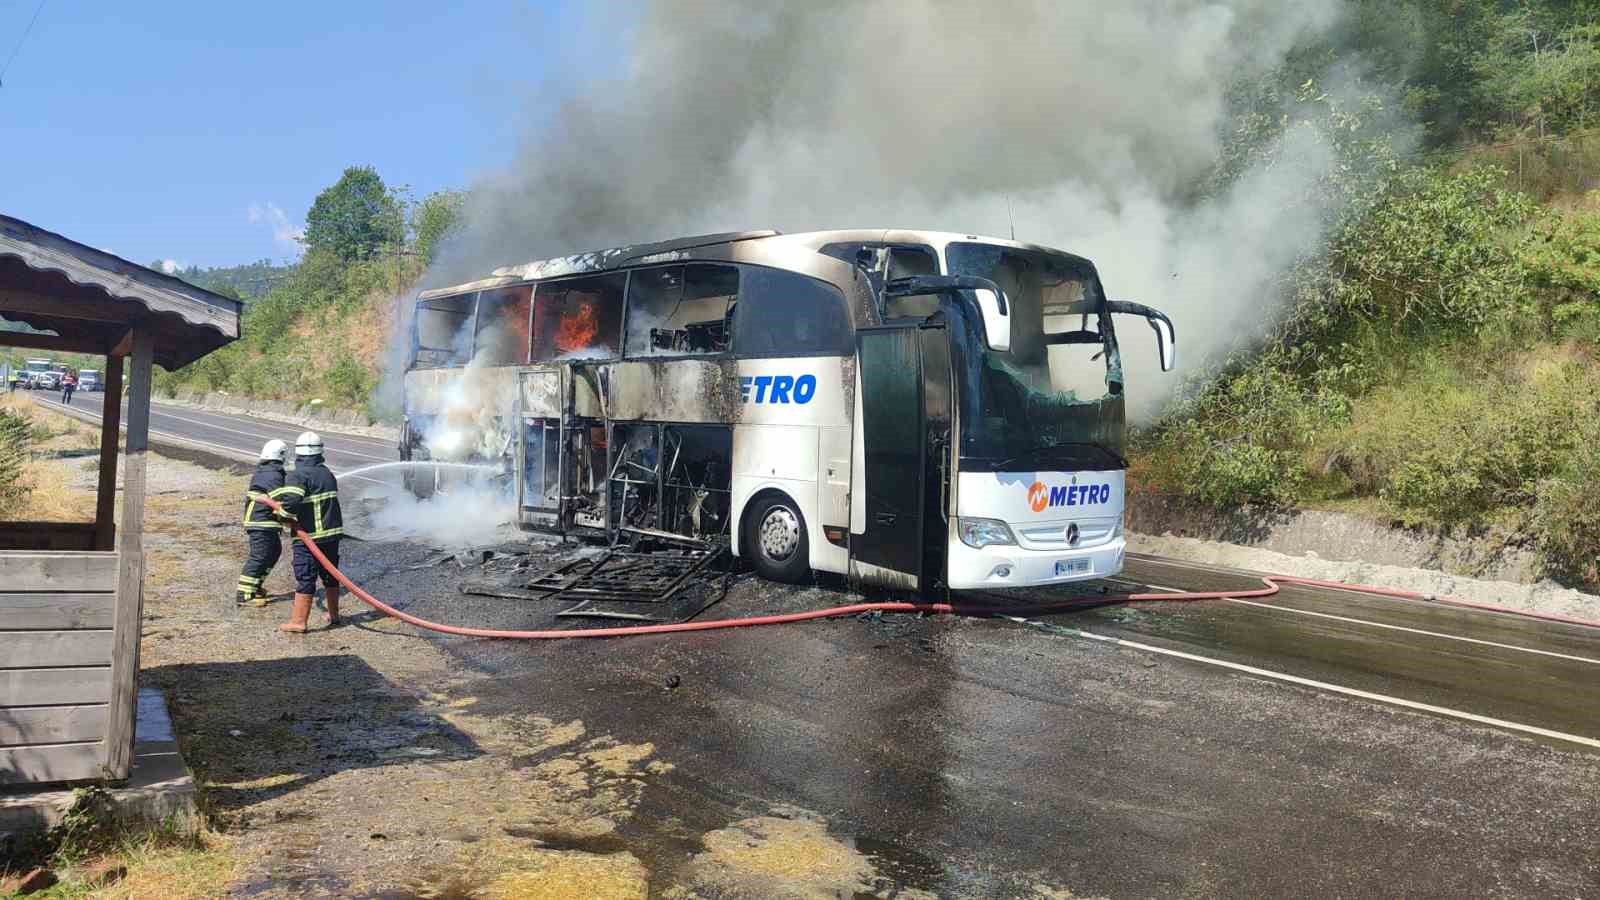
[624,264,738,357]
[946,242,1127,469]
[532,273,626,362]
[474,286,533,366]
[414,292,476,368]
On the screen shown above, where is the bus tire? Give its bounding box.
[405,466,435,501]
[745,493,809,584]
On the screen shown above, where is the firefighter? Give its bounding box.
[238,439,294,606]
[274,431,343,633]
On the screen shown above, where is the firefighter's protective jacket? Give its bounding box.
[279,457,343,541]
[243,461,295,530]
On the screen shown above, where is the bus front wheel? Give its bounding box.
[745,494,809,584]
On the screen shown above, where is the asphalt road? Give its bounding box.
[34,394,1600,894]
[31,391,397,483]
[379,549,1600,898]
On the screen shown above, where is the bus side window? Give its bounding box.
[883,247,940,320]
[735,267,853,358]
[531,273,627,362]
[624,264,738,357]
[474,285,534,365]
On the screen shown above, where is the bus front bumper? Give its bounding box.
[945,537,1126,590]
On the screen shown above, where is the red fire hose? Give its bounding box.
[256,496,1600,638]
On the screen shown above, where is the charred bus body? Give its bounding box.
[400,229,1175,591]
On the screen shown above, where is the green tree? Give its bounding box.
[411,189,466,264]
[303,166,404,262]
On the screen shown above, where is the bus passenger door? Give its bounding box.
[517,367,564,531]
[852,324,949,591]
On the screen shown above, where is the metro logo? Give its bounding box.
[740,374,817,404]
[1027,480,1111,513]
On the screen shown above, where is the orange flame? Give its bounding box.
[555,302,599,352]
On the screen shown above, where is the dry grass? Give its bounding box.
[0,393,100,522]
[13,459,97,521]
[15,830,243,900]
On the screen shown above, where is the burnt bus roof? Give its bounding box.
[417,230,778,301]
[415,228,1097,302]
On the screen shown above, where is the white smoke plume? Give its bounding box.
[347,471,521,548]
[416,0,1362,421]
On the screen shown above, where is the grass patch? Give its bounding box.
[2,788,243,900]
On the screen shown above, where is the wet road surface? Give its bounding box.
[356,543,1600,898]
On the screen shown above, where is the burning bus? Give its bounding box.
[401,229,1175,591]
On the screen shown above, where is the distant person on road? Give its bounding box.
[6,371,17,392]
[60,371,76,405]
[238,439,295,607]
[274,431,344,633]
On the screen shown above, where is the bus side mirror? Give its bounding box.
[1105,300,1177,373]
[883,275,1010,351]
[1148,315,1175,372]
[972,288,1011,352]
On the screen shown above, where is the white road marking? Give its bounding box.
[35,398,388,486]
[147,409,390,462]
[39,398,391,463]
[1104,576,1598,665]
[1223,597,1600,666]
[1012,617,1600,751]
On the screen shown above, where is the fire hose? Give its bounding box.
[255,496,1600,638]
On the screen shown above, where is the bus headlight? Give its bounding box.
[958,517,1017,549]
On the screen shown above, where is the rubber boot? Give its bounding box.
[324,585,342,627]
[250,587,270,608]
[235,590,252,606]
[279,593,313,634]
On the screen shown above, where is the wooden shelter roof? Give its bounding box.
[0,213,241,369]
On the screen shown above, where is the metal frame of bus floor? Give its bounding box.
[459,537,733,624]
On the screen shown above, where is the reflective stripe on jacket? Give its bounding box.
[280,457,343,540]
[242,461,295,530]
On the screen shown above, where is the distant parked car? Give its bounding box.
[77,370,99,391]
[36,371,61,391]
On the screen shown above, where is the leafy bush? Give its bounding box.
[1521,203,1600,336]
[1532,441,1600,586]
[0,405,33,516]
[323,354,372,408]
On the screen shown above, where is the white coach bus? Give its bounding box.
[401,229,1174,592]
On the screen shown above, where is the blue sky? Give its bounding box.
[0,1,582,269]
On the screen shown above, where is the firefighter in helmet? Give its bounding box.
[274,431,344,633]
[238,439,295,606]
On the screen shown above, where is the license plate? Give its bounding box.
[1055,558,1091,577]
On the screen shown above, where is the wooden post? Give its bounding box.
[93,355,124,552]
[104,330,152,779]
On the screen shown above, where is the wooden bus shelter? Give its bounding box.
[0,213,240,786]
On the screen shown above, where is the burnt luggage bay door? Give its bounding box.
[853,324,950,590]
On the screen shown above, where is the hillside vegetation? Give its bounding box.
[1135,0,1600,586]
[148,169,464,419]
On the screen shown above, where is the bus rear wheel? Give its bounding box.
[745,494,809,584]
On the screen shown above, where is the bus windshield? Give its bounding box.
[414,293,477,368]
[945,242,1126,472]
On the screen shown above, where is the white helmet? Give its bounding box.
[294,431,324,458]
[259,439,288,464]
